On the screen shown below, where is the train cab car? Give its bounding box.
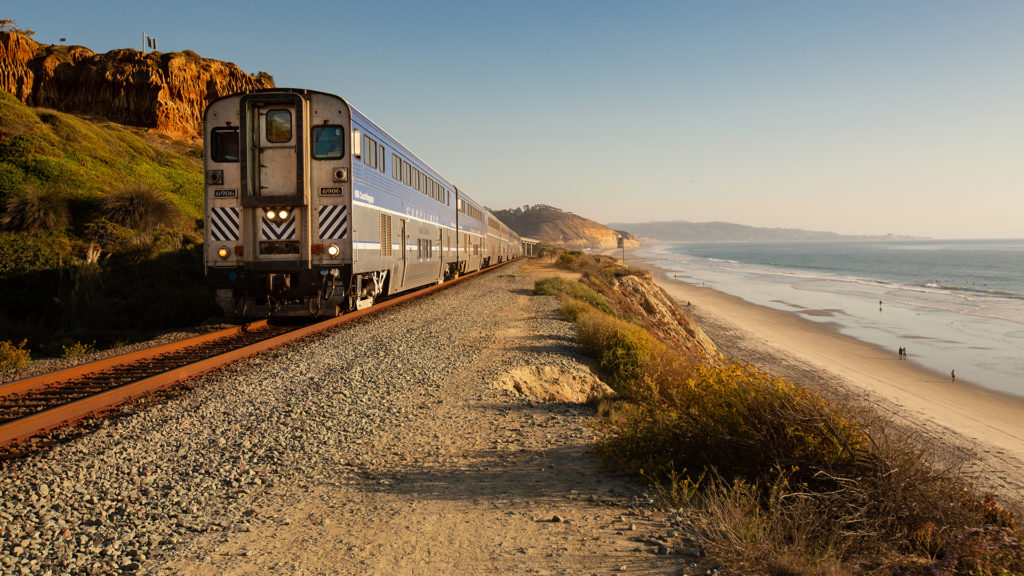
[204,88,460,318]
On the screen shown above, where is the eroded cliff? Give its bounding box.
[611,271,721,361]
[0,31,273,140]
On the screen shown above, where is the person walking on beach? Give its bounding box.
[951,369,956,383]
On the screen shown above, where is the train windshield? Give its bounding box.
[210,127,239,162]
[313,125,344,159]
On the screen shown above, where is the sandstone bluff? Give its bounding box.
[0,30,273,140]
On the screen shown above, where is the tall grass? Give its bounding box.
[102,182,178,231]
[534,248,1023,574]
[1,184,68,232]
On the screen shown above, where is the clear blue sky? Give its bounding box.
[9,1,1024,238]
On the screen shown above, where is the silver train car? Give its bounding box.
[203,88,522,317]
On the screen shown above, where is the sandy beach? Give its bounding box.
[632,257,1024,505]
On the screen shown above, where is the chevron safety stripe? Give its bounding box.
[210,207,240,242]
[318,205,349,240]
[261,214,296,240]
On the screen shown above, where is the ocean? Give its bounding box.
[641,239,1024,398]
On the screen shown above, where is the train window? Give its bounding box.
[392,154,400,180]
[378,144,385,173]
[211,127,239,162]
[265,109,292,143]
[364,135,378,169]
[312,125,344,159]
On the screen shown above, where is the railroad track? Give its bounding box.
[0,260,516,449]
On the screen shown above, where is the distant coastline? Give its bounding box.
[607,220,924,243]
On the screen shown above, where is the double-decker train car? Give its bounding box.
[203,88,520,317]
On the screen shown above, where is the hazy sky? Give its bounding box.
[9,1,1024,238]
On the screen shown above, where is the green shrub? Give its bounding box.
[533,276,614,315]
[61,340,95,358]
[82,217,136,254]
[0,339,30,370]
[0,230,74,276]
[574,308,665,398]
[102,183,178,231]
[558,296,594,322]
[1,184,68,232]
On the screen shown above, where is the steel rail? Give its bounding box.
[0,258,517,448]
[0,320,269,399]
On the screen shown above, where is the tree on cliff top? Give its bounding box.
[0,20,35,37]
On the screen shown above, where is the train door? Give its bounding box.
[254,104,297,197]
[398,219,407,289]
[438,229,444,279]
[239,93,306,264]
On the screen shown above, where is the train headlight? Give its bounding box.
[278,209,289,220]
[327,243,340,257]
[265,209,277,220]
[217,246,230,259]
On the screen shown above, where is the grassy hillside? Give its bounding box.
[0,91,215,356]
[0,91,204,220]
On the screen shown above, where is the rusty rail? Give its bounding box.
[0,259,516,448]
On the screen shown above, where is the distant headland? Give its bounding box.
[606,220,923,243]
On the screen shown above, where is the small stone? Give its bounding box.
[551,515,564,523]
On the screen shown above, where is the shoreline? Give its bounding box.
[628,254,1024,504]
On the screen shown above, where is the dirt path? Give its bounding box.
[154,263,709,575]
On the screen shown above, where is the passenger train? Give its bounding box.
[203,88,521,318]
